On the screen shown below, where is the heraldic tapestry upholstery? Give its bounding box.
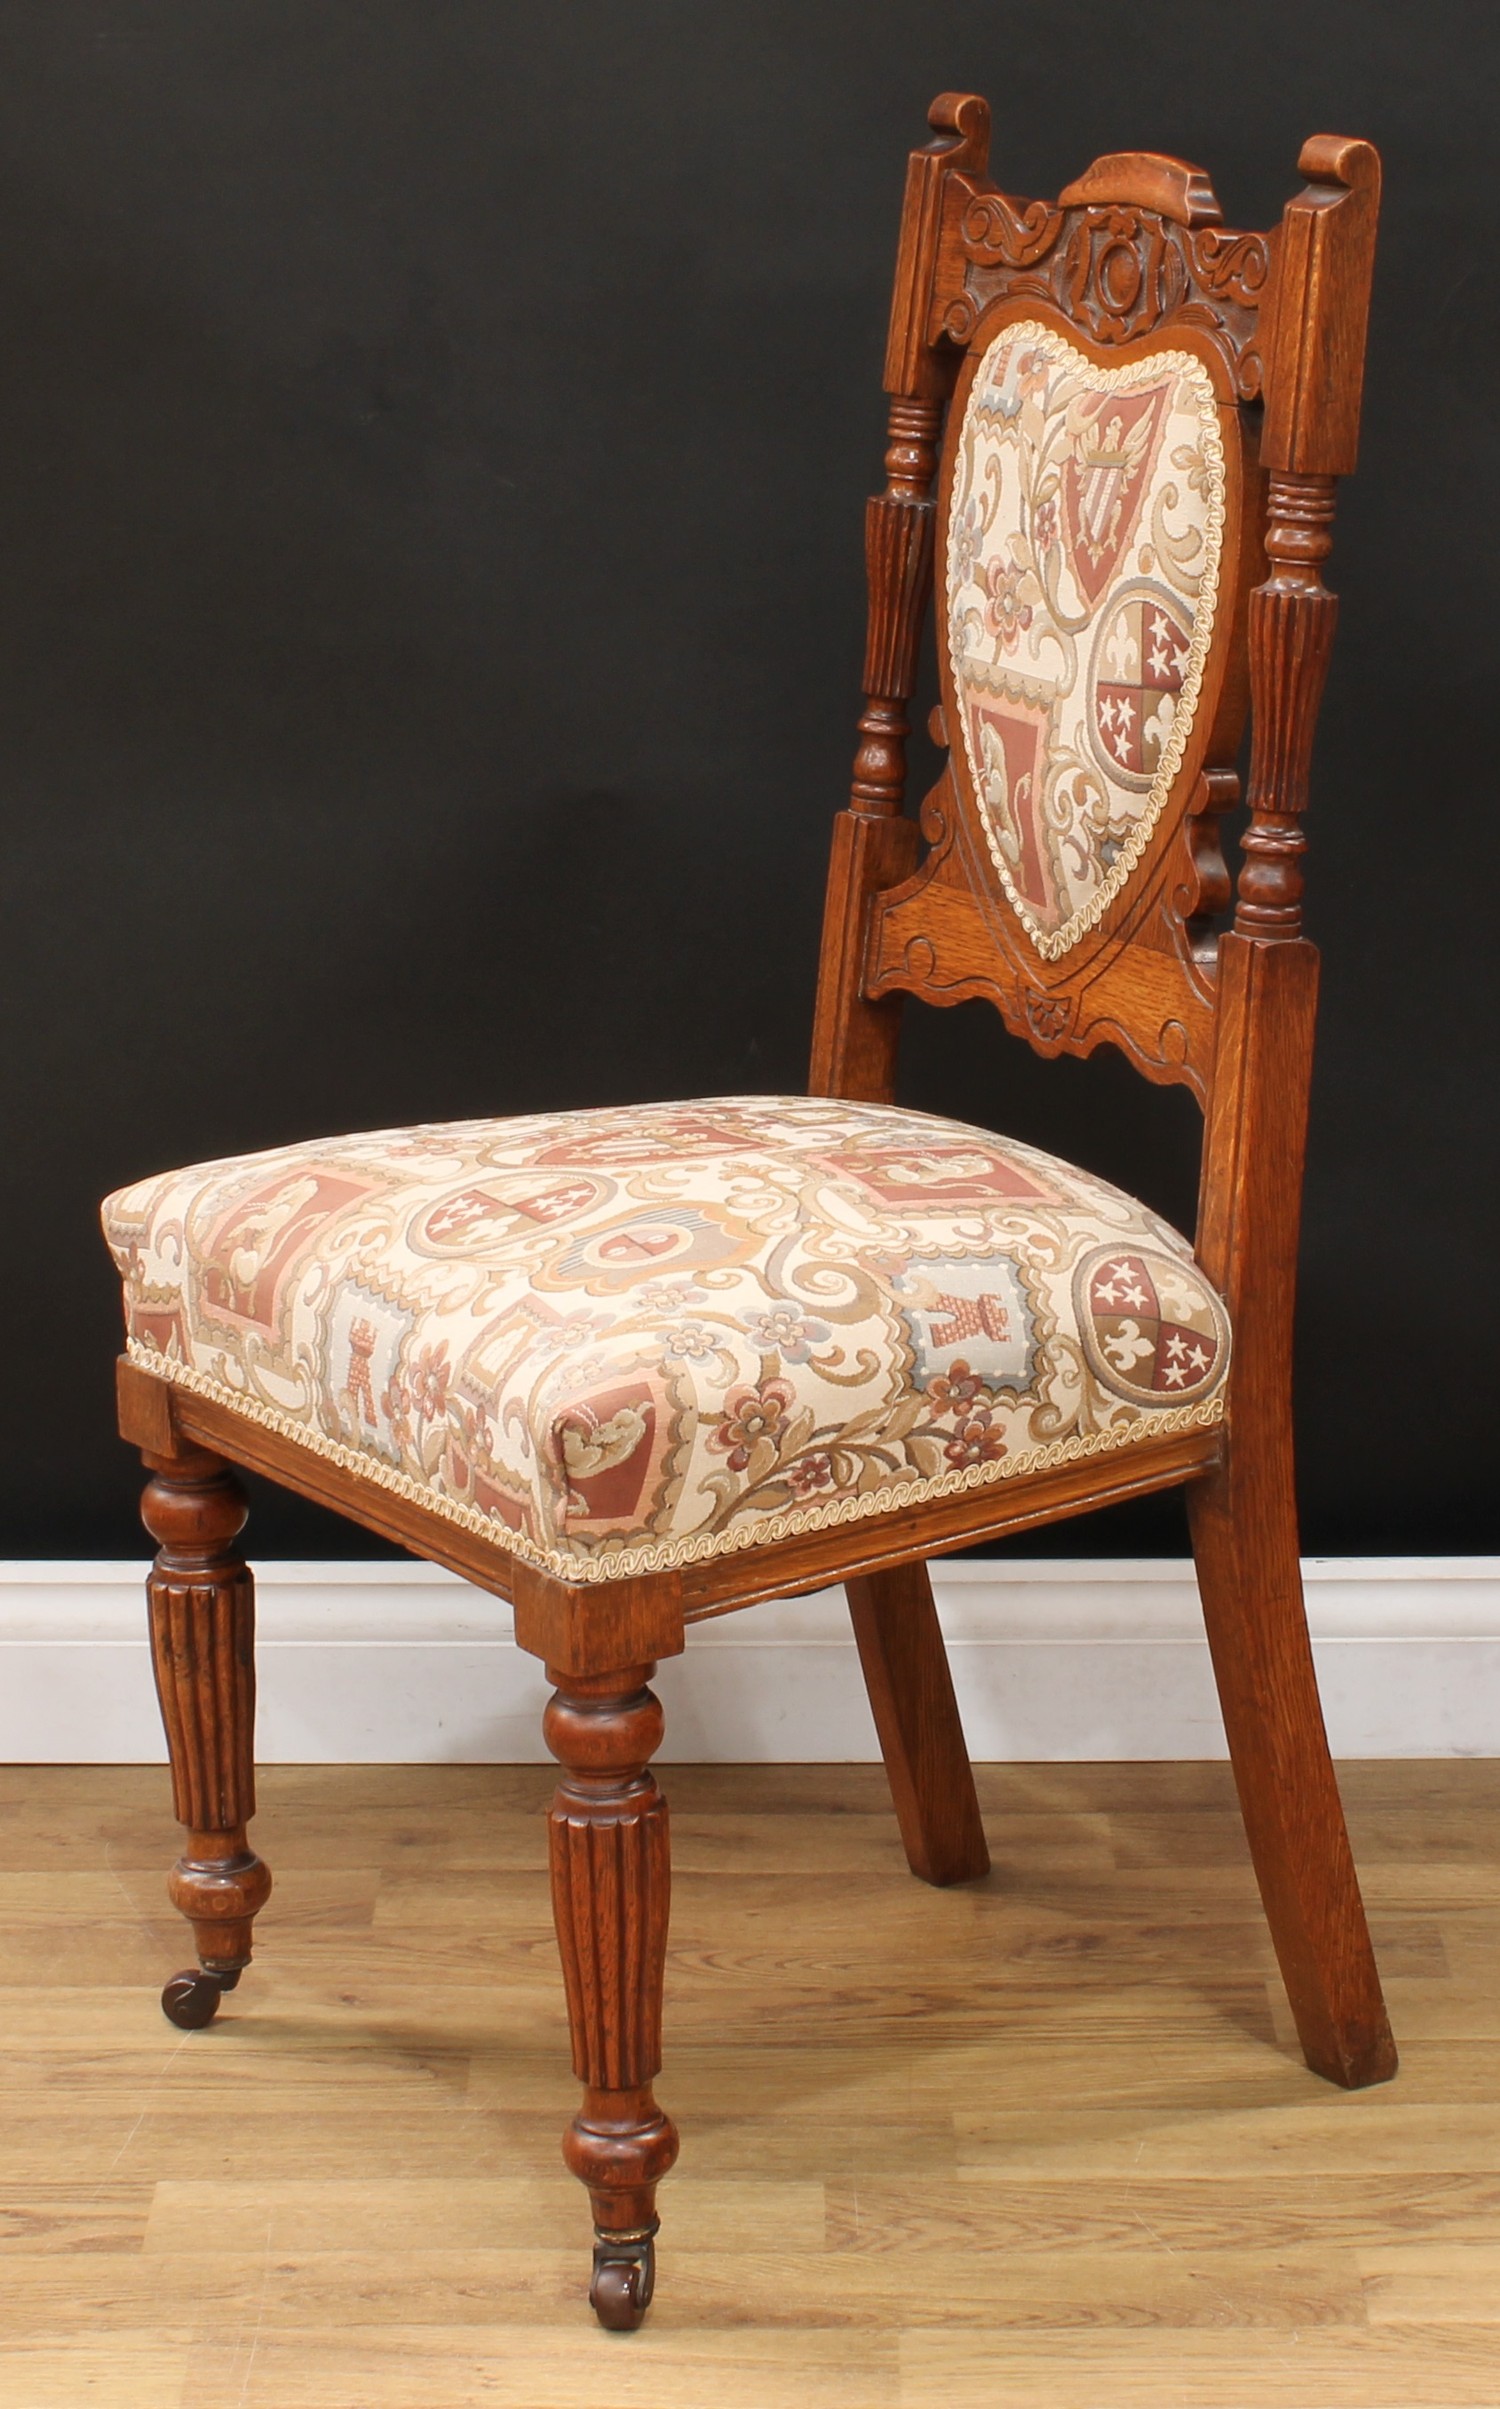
[946,319,1226,958]
[103,1097,1230,1583]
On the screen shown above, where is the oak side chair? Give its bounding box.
[101,96,1393,2330]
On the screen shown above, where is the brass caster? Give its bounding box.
[161,1967,236,2030]
[589,2227,656,2331]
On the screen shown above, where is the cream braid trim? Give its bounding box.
[126,1339,1224,1589]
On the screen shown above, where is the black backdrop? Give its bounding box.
[1,1,1493,1559]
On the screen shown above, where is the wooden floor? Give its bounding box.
[5,1762,1500,2406]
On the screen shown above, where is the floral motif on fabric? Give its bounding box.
[102,1096,1230,1583]
[947,319,1225,958]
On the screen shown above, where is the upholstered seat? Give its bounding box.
[103,1094,1228,1583]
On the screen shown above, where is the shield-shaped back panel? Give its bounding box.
[940,306,1244,966]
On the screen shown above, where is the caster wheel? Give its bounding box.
[589,2232,656,2331]
[161,1968,227,2030]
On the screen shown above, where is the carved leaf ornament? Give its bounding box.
[949,194,1270,398]
[944,320,1226,960]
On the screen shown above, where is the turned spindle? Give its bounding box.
[141,1445,270,2029]
[1237,470,1340,940]
[545,1665,678,2331]
[809,390,945,1097]
[849,395,944,821]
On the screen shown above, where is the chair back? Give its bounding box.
[811,97,1379,1144]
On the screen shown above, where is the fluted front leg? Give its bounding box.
[544,1665,678,2331]
[141,1443,271,2029]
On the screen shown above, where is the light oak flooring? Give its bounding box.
[4,1760,1500,2406]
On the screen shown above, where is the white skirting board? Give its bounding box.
[1,1556,1497,1763]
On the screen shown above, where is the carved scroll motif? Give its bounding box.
[959,189,1065,270]
[1175,767,1238,950]
[863,768,1219,1101]
[944,196,1271,397]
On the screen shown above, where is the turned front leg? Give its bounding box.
[141,1444,271,2029]
[544,1665,678,2331]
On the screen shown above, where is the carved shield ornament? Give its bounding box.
[946,320,1226,959]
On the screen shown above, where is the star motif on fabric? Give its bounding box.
[1161,1330,1212,1386]
[428,1194,496,1237]
[1092,1259,1149,1310]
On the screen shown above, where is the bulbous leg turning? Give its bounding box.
[545,1666,678,2329]
[141,1443,271,2025]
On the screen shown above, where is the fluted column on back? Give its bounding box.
[849,395,944,820]
[1236,471,1340,939]
[810,393,944,1099]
